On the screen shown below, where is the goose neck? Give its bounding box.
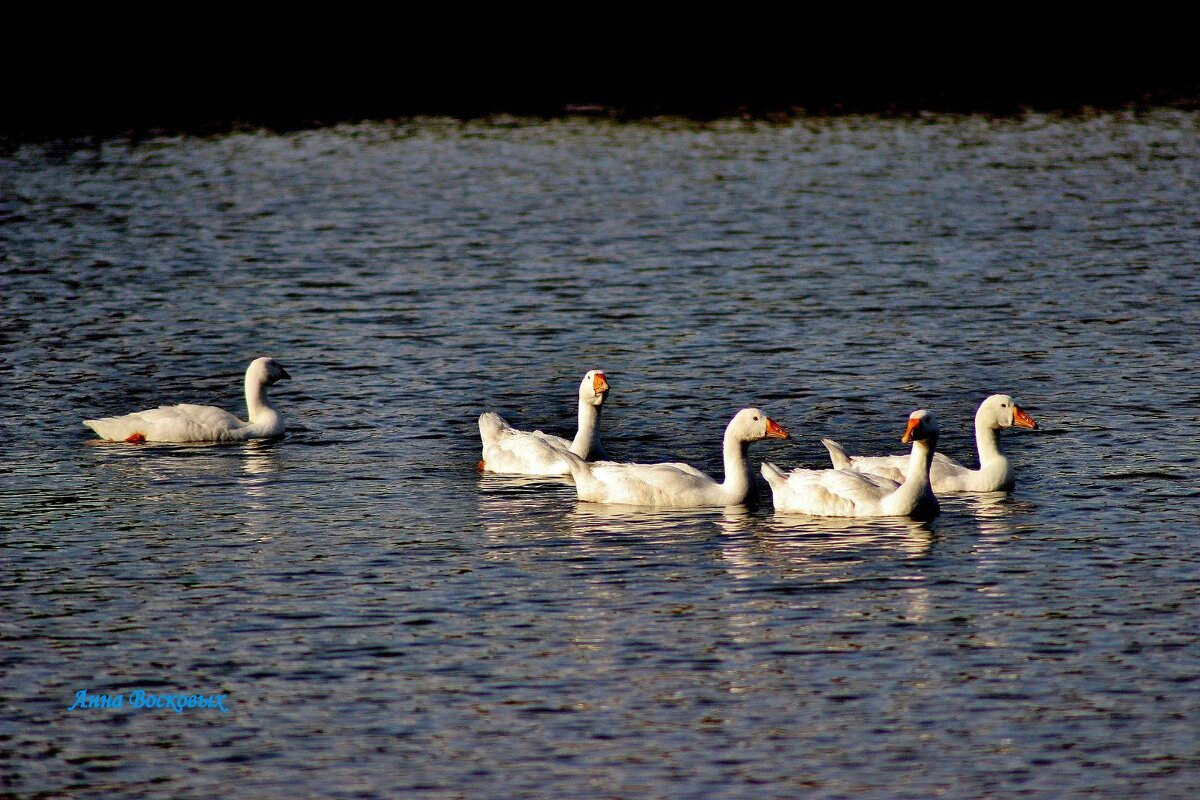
[570,398,602,457]
[245,374,271,423]
[880,436,938,517]
[974,418,1005,467]
[889,437,936,509]
[721,435,754,502]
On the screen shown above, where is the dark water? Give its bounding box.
[2,114,1199,798]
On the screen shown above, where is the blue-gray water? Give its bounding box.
[2,114,1199,799]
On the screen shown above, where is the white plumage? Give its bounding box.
[763,410,940,518]
[821,394,1036,493]
[563,408,790,508]
[83,357,290,443]
[478,370,610,475]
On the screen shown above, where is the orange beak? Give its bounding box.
[765,417,790,439]
[593,372,609,394]
[901,417,922,444]
[1012,405,1037,429]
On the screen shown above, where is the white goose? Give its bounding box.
[563,408,790,508]
[762,410,940,518]
[83,357,291,443]
[478,370,610,476]
[822,394,1037,493]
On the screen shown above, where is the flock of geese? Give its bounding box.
[83,358,1038,520]
[478,370,1035,518]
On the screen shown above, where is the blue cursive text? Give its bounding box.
[68,688,229,713]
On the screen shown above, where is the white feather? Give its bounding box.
[83,357,290,443]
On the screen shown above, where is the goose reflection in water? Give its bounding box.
[476,469,731,540]
[237,440,283,540]
[721,514,936,575]
[567,501,722,538]
[240,439,280,483]
[949,491,1036,538]
[476,473,575,494]
[715,514,936,626]
[475,472,578,543]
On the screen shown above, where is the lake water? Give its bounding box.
[2,113,1199,798]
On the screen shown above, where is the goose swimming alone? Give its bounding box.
[83,357,291,443]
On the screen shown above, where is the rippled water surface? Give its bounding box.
[3,114,1200,798]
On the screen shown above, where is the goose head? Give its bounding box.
[901,409,939,444]
[727,408,790,442]
[248,357,291,386]
[579,370,610,407]
[978,394,1037,430]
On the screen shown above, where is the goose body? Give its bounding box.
[822,395,1036,493]
[478,370,609,476]
[563,408,789,508]
[83,357,291,443]
[763,410,940,518]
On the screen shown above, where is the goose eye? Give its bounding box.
[753,416,759,421]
